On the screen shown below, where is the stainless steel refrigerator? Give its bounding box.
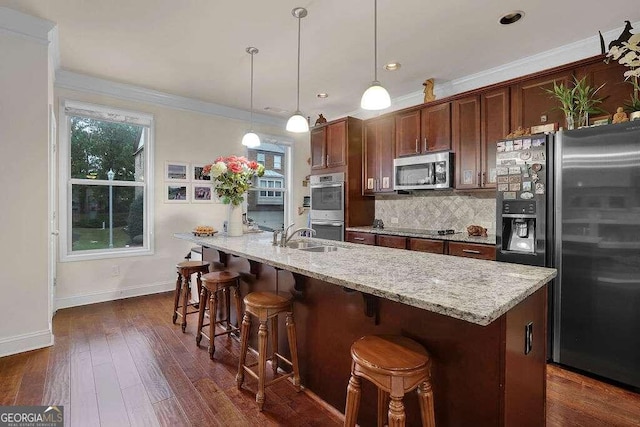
[553,122,640,389]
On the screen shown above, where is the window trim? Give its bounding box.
[58,99,155,262]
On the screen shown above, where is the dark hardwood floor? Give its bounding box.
[1,292,639,426]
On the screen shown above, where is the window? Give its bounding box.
[246,142,290,232]
[59,100,154,261]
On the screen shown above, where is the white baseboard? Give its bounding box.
[55,281,175,311]
[0,329,54,358]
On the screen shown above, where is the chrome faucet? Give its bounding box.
[272,230,281,246]
[281,226,316,247]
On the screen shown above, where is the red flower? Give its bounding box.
[203,164,212,175]
[228,162,243,174]
[214,156,224,163]
[248,161,259,170]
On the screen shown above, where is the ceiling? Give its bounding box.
[2,0,640,122]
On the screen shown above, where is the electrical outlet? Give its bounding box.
[391,217,399,224]
[111,265,120,277]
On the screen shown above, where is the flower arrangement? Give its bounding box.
[545,76,605,129]
[606,32,640,112]
[203,156,265,206]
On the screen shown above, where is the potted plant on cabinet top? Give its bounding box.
[606,31,640,120]
[545,76,606,129]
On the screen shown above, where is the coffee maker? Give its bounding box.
[495,134,553,267]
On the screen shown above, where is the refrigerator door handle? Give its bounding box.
[552,130,564,362]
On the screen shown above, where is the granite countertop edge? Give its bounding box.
[346,226,497,245]
[174,233,555,327]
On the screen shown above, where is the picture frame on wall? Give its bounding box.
[165,161,189,182]
[165,184,189,203]
[192,163,211,181]
[192,183,214,203]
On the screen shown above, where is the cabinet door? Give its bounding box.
[575,60,630,120]
[408,238,444,254]
[326,120,347,168]
[511,71,572,130]
[376,235,407,249]
[448,242,496,260]
[345,231,376,245]
[453,96,481,189]
[421,103,451,152]
[363,121,378,194]
[377,116,395,192]
[310,127,326,170]
[395,109,421,157]
[481,88,510,189]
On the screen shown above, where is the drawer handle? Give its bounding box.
[462,249,481,254]
[353,237,366,241]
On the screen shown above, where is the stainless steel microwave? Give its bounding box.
[393,151,454,190]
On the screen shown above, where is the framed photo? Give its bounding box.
[589,115,611,126]
[191,183,213,203]
[192,163,211,181]
[165,184,189,203]
[165,161,189,182]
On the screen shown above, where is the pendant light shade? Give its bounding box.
[287,7,309,133]
[361,0,390,110]
[242,47,261,147]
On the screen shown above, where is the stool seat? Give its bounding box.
[173,260,210,332]
[244,291,292,311]
[344,335,436,427]
[351,335,429,374]
[196,270,242,359]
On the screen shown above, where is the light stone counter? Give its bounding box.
[346,226,497,245]
[174,232,555,326]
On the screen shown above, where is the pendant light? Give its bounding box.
[360,0,391,110]
[242,47,261,148]
[286,7,309,133]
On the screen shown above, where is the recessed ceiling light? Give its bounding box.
[499,11,524,25]
[384,62,401,71]
[317,93,329,98]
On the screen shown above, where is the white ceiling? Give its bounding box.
[2,0,640,122]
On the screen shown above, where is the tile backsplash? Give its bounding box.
[375,191,497,234]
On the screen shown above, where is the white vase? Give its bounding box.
[227,203,244,237]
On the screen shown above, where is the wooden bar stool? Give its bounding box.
[344,335,436,427]
[173,260,210,332]
[196,270,242,359]
[236,291,301,411]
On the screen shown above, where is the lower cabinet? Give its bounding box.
[347,231,495,259]
[447,242,496,260]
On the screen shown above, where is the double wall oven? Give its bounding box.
[310,172,344,241]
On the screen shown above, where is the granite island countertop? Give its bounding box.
[174,232,555,326]
[346,226,497,245]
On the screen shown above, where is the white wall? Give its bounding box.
[54,87,310,309]
[0,8,55,356]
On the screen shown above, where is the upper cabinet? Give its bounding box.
[395,103,451,157]
[453,96,481,189]
[481,87,510,189]
[510,70,572,130]
[575,60,630,119]
[311,119,347,170]
[364,116,395,194]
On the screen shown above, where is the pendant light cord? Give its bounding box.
[373,0,378,82]
[296,14,301,112]
[250,51,254,130]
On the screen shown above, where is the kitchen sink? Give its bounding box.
[298,245,338,253]
[287,241,321,249]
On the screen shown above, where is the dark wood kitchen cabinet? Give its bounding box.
[510,70,572,130]
[376,235,407,249]
[448,241,496,260]
[395,103,451,157]
[575,59,630,119]
[363,115,395,194]
[481,87,510,189]
[345,231,376,245]
[407,238,445,254]
[453,96,482,189]
[310,119,347,170]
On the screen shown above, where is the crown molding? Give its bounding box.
[346,21,640,121]
[0,7,55,45]
[55,69,286,127]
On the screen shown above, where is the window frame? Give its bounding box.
[58,99,155,262]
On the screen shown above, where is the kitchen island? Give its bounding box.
[174,232,556,426]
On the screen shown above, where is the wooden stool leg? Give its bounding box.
[181,275,190,332]
[233,282,242,332]
[208,288,219,359]
[236,312,251,389]
[285,312,301,390]
[344,374,361,427]
[224,287,232,331]
[388,395,406,427]
[256,321,268,411]
[173,272,182,324]
[377,389,389,427]
[196,287,208,346]
[270,316,278,375]
[417,381,436,427]
[195,271,203,309]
